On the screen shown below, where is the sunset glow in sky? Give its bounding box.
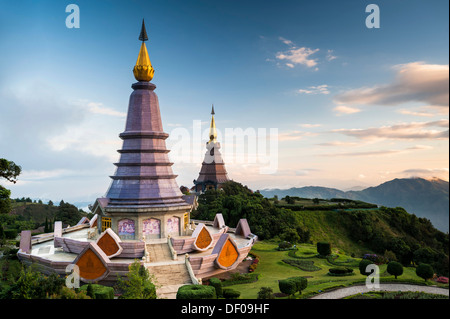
[0,0,448,203]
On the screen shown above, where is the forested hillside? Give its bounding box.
[192,181,449,276]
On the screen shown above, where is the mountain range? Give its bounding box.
[260,177,449,232]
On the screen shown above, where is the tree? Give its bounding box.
[0,159,22,184]
[278,279,297,298]
[359,259,373,276]
[116,260,156,299]
[44,217,49,233]
[287,276,308,295]
[0,159,21,215]
[416,263,434,281]
[387,261,403,279]
[280,228,300,244]
[0,186,11,215]
[317,242,331,256]
[0,224,6,247]
[257,287,275,299]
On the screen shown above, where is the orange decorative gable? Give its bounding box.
[212,233,240,269]
[194,225,213,250]
[74,243,110,283]
[96,228,123,258]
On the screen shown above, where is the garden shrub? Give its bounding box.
[222,273,259,286]
[277,241,292,250]
[328,267,354,276]
[208,277,223,298]
[278,279,297,297]
[416,263,434,281]
[80,284,114,299]
[317,242,331,257]
[386,261,403,279]
[257,287,275,299]
[3,229,17,240]
[359,259,373,276]
[282,259,321,271]
[287,276,307,294]
[176,285,216,299]
[222,288,241,299]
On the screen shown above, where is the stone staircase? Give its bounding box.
[145,242,193,299]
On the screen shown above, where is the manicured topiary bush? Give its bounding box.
[222,288,241,299]
[317,242,331,257]
[278,279,297,297]
[387,261,403,279]
[287,276,307,294]
[359,259,373,276]
[328,267,354,276]
[208,277,223,298]
[277,241,293,250]
[80,284,114,299]
[176,285,216,299]
[416,263,434,282]
[257,287,275,299]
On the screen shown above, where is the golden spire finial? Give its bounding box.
[209,104,217,143]
[133,19,154,82]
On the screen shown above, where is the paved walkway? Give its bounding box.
[310,283,449,299]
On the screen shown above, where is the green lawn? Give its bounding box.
[225,241,448,299]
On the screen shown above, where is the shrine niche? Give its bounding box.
[192,223,213,251]
[143,218,161,238]
[167,216,180,236]
[96,228,123,258]
[74,243,110,283]
[212,233,240,270]
[118,218,135,240]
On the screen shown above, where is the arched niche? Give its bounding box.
[142,218,161,239]
[118,218,136,240]
[167,216,180,237]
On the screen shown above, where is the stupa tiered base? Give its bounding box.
[17,214,257,298]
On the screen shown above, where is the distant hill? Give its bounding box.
[9,200,89,227]
[260,178,449,232]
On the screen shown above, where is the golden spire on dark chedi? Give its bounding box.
[133,19,154,82]
[209,104,218,143]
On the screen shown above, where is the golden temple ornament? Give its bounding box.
[133,19,154,82]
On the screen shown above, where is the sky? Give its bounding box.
[0,0,448,204]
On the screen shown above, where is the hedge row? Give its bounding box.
[80,284,114,299]
[176,285,216,299]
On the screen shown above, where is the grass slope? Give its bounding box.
[227,242,447,299]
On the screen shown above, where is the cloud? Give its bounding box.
[333,105,361,115]
[299,123,322,128]
[399,168,449,180]
[298,84,330,95]
[332,120,449,140]
[278,130,317,141]
[334,62,449,108]
[278,37,293,46]
[319,145,433,157]
[276,45,320,68]
[397,108,435,117]
[317,141,359,147]
[85,101,126,117]
[326,50,337,61]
